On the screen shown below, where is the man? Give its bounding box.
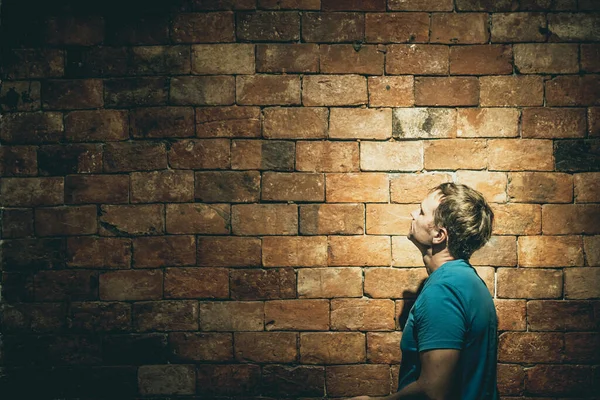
[351,183,498,400]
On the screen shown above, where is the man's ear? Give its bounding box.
[432,226,448,245]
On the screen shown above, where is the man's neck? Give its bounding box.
[422,250,456,275]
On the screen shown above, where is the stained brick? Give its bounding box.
[99,270,162,301]
[197,364,261,396]
[368,76,414,107]
[522,108,586,139]
[392,108,456,139]
[38,144,102,176]
[35,206,97,236]
[499,332,564,363]
[330,108,392,139]
[69,302,131,333]
[262,236,327,267]
[387,44,449,75]
[415,77,479,106]
[2,238,66,271]
[171,12,235,43]
[3,49,64,79]
[263,107,328,139]
[364,267,428,298]
[230,268,296,299]
[231,140,294,171]
[424,139,487,170]
[331,298,395,331]
[166,203,230,234]
[2,303,66,333]
[329,235,391,267]
[196,106,260,137]
[138,365,195,396]
[392,236,426,267]
[326,173,389,202]
[165,267,229,299]
[197,236,261,267]
[131,107,194,138]
[590,107,600,137]
[320,44,384,75]
[0,112,63,144]
[0,81,41,112]
[298,267,363,298]
[235,332,297,362]
[104,142,167,172]
[365,13,429,43]
[300,203,364,235]
[555,139,600,172]
[195,171,260,202]
[302,12,364,42]
[584,236,600,266]
[168,139,230,169]
[302,75,367,106]
[1,208,34,238]
[542,204,600,234]
[526,365,593,396]
[326,365,390,397]
[256,43,319,73]
[491,204,541,235]
[65,110,129,142]
[262,172,324,201]
[130,46,191,75]
[581,44,600,73]
[170,76,235,106]
[488,139,553,171]
[296,141,359,172]
[261,365,324,397]
[133,235,196,268]
[237,75,300,105]
[169,332,233,362]
[548,13,600,42]
[565,268,600,299]
[495,299,526,331]
[104,77,168,108]
[388,0,453,10]
[192,44,254,74]
[134,301,198,332]
[575,173,600,202]
[470,235,517,266]
[456,170,508,203]
[457,108,519,138]
[67,237,131,269]
[450,45,513,75]
[546,75,600,106]
[35,270,98,301]
[367,332,403,363]
[366,204,413,235]
[300,332,366,364]
[131,170,194,203]
[431,13,489,44]
[514,44,578,74]
[564,332,600,363]
[491,13,547,42]
[497,268,563,299]
[0,146,38,177]
[236,11,300,41]
[99,204,165,236]
[508,172,573,203]
[265,299,329,330]
[232,204,298,235]
[0,177,63,207]
[528,300,599,331]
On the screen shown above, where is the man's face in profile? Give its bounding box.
[408,190,442,252]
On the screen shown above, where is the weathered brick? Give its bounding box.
[393,108,456,140]
[133,236,196,268]
[548,13,600,41]
[392,236,429,267]
[431,13,489,44]
[450,45,513,75]
[261,365,324,397]
[262,236,327,267]
[565,267,600,299]
[3,49,64,79]
[415,77,479,106]
[236,11,299,41]
[0,81,41,112]
[491,204,541,235]
[166,203,230,234]
[1,208,34,238]
[331,298,395,332]
[195,171,260,202]
[301,332,366,364]
[138,365,195,396]
[591,107,600,137]
[528,300,599,331]
[65,110,128,142]
[263,106,327,139]
[104,77,168,107]
[476,266,495,295]
[499,332,564,363]
[495,299,526,331]
[69,302,131,333]
[0,112,63,144]
[38,144,102,175]
[104,142,167,172]
[169,332,233,362]
[519,0,576,10]
[581,44,600,73]
[235,332,297,362]
[131,107,194,139]
[481,75,544,106]
[237,75,301,105]
[258,0,320,9]
[491,12,547,42]
[367,332,403,364]
[456,171,507,203]
[514,43,578,74]
[192,44,254,75]
[99,269,162,300]
[99,204,164,236]
[1,272,35,302]
[0,146,37,177]
[0,177,63,207]
[488,139,553,171]
[424,139,486,170]
[458,108,519,139]
[522,107,586,139]
[497,268,562,298]
[129,45,190,75]
[386,44,449,75]
[170,76,235,105]
[262,172,324,201]
[302,12,364,42]
[322,0,385,10]
[366,204,413,235]
[66,47,128,78]
[168,139,230,170]
[543,204,600,234]
[172,12,235,43]
[197,236,261,267]
[256,43,319,73]
[329,236,391,266]
[457,0,517,10]
[196,106,260,137]
[555,139,600,172]
[232,204,298,235]
[36,206,97,236]
[519,235,583,267]
[368,76,414,107]
[35,270,98,301]
[109,16,171,46]
[265,299,329,330]
[296,141,359,172]
[564,332,600,363]
[300,204,364,235]
[298,267,363,298]
[197,364,261,396]
[508,172,573,203]
[134,300,198,332]
[45,15,104,46]
[365,12,429,43]
[200,301,263,331]
[389,0,453,10]
[330,108,391,139]
[365,267,428,298]
[67,237,130,269]
[65,175,128,205]
[2,238,66,271]
[302,75,367,106]
[131,170,194,203]
[193,0,256,10]
[2,303,66,333]
[326,365,390,397]
[584,236,600,266]
[526,365,593,396]
[326,173,389,202]
[320,44,384,75]
[230,268,296,300]
[470,235,517,266]
[165,267,228,299]
[546,75,600,106]
[231,140,293,170]
[361,141,422,172]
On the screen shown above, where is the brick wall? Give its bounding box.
[0,0,599,398]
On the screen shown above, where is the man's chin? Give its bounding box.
[407,234,427,253]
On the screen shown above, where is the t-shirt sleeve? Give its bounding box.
[414,283,467,352]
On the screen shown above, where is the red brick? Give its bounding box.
[169,332,233,362]
[131,170,194,203]
[133,236,196,268]
[99,269,162,300]
[1,208,34,238]
[302,75,367,106]
[134,300,198,332]
[262,172,324,201]
[170,76,235,105]
[235,332,297,362]
[389,0,453,10]
[492,204,541,235]
[497,268,563,298]
[386,44,449,75]
[230,268,296,299]
[131,107,194,139]
[575,173,600,202]
[548,13,600,41]
[302,12,364,42]
[0,81,41,112]
[196,106,260,137]
[331,298,395,331]
[168,139,230,169]
[263,106,327,139]
[514,43,578,74]
[69,301,131,332]
[480,75,544,106]
[64,110,128,142]
[330,108,391,139]
[508,172,573,203]
[326,173,389,202]
[367,332,402,363]
[320,44,384,75]
[296,141,359,172]
[67,237,131,269]
[265,299,329,330]
[522,108,586,139]
[298,267,363,298]
[361,141,422,171]
[196,364,261,396]
[368,76,414,107]
[565,267,600,299]
[104,77,168,107]
[581,44,600,73]
[166,203,229,235]
[172,12,235,43]
[491,12,547,42]
[0,177,63,207]
[364,267,428,298]
[498,363,526,395]
[450,45,513,75]
[99,204,164,236]
[546,75,600,106]
[3,49,64,79]
[138,365,195,395]
[258,0,320,9]
[35,270,98,301]
[256,43,319,73]
[237,75,300,105]
[424,139,486,170]
[329,236,391,267]
[0,146,37,177]
[415,77,479,106]
[488,139,553,171]
[499,332,564,363]
[470,236,517,266]
[195,171,260,202]
[495,299,526,331]
[232,204,298,235]
[366,12,429,43]
[0,112,63,144]
[366,204,413,235]
[197,236,261,267]
[38,143,102,175]
[391,173,451,204]
[392,236,428,267]
[35,206,97,236]
[165,267,228,299]
[129,46,191,75]
[528,300,599,331]
[236,11,299,41]
[300,204,364,235]
[326,365,390,397]
[584,236,600,266]
[542,204,600,234]
[564,332,600,363]
[191,44,254,74]
[301,332,365,363]
[104,142,167,172]
[431,13,489,44]
[45,15,104,46]
[518,235,583,267]
[262,236,327,267]
[193,0,256,10]
[526,365,593,396]
[456,170,507,203]
[64,175,128,205]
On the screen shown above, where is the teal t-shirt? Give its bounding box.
[398,259,499,400]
